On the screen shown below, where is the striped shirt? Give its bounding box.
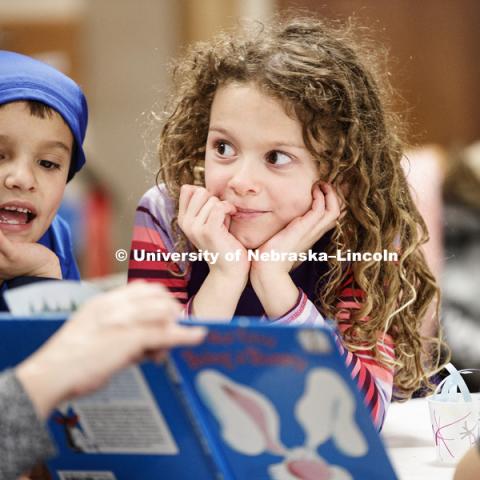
[128,185,395,429]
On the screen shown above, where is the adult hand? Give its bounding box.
[15,281,207,420]
[178,184,250,280]
[0,230,61,281]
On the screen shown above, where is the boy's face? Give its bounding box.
[0,102,71,242]
[205,83,320,249]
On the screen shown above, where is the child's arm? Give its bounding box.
[249,184,393,428]
[250,183,338,319]
[128,186,190,304]
[128,185,249,320]
[177,185,250,320]
[332,274,394,430]
[260,274,394,430]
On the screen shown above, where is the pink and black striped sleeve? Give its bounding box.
[128,185,189,305]
[267,274,395,430]
[334,275,395,430]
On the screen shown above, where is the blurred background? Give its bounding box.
[1,0,479,371]
[1,0,479,373]
[1,0,478,275]
[1,0,478,273]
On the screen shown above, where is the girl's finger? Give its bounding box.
[194,196,222,225]
[321,182,341,219]
[206,201,236,229]
[298,184,325,228]
[184,187,211,219]
[178,184,196,221]
[311,183,326,214]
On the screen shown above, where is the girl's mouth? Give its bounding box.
[232,208,269,220]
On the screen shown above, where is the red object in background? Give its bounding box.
[85,186,112,277]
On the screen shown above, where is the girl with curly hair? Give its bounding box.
[128,15,445,430]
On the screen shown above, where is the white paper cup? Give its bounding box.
[428,393,480,465]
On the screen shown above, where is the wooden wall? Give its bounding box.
[278,0,480,146]
[0,18,83,83]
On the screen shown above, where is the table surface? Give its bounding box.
[382,398,457,480]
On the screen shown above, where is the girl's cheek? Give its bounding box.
[205,173,229,198]
[289,195,314,217]
[204,173,218,194]
[205,182,223,197]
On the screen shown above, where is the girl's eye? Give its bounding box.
[39,159,61,170]
[266,151,292,166]
[215,141,235,157]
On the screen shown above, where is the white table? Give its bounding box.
[382,398,456,479]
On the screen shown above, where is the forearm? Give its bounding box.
[191,270,246,321]
[15,354,70,421]
[251,270,299,319]
[0,370,56,479]
[128,187,190,304]
[334,338,393,430]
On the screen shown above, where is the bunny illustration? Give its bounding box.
[196,367,368,480]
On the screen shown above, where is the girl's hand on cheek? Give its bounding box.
[0,230,62,282]
[178,185,250,279]
[251,182,342,278]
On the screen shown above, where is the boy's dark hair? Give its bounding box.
[18,99,54,119]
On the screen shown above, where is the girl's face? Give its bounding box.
[205,83,320,249]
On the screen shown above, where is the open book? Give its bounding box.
[0,282,397,479]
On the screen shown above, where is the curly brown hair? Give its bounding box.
[155,15,447,400]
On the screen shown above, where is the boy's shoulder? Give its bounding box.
[38,215,80,280]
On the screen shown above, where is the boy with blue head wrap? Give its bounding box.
[0,50,88,310]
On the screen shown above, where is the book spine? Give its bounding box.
[165,358,233,480]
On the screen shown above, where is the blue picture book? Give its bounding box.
[0,315,398,480]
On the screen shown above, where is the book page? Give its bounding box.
[4,280,101,315]
[56,366,178,454]
[58,472,117,480]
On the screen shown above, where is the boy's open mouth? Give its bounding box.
[0,206,36,225]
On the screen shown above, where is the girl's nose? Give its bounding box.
[4,161,36,192]
[228,158,261,196]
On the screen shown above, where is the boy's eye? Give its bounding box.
[215,141,235,157]
[266,151,292,166]
[39,159,61,170]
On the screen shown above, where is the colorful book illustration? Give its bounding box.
[0,311,398,480]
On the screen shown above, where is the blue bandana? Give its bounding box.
[0,50,88,180]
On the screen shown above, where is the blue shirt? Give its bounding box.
[0,214,79,311]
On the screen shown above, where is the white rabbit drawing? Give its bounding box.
[196,365,368,480]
